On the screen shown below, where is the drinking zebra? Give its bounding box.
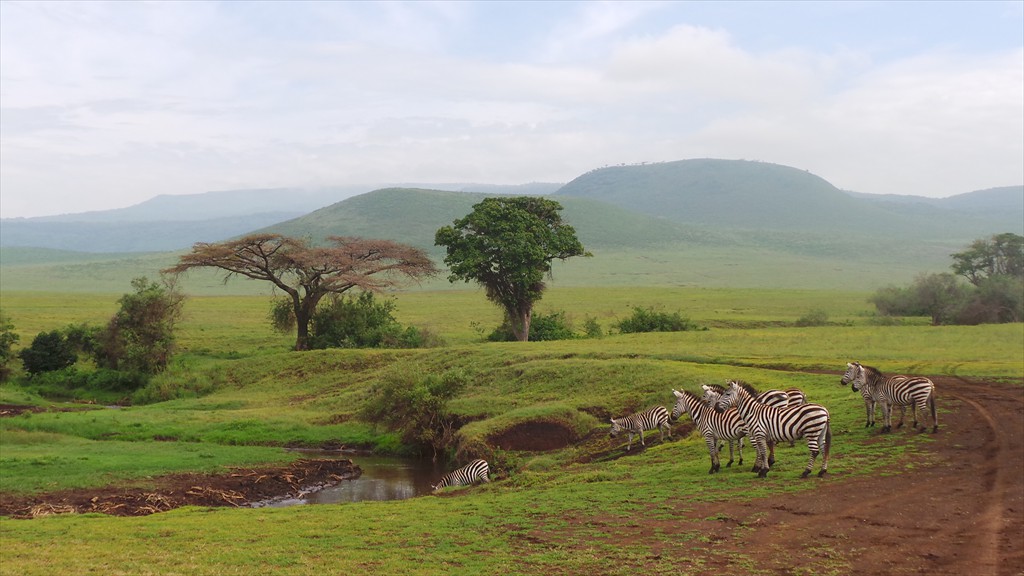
[431,459,490,492]
[609,405,672,451]
[714,380,831,478]
[671,388,746,474]
[840,363,908,428]
[846,362,938,433]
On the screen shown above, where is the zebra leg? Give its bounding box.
[767,440,776,467]
[724,440,734,468]
[865,398,874,427]
[705,435,720,474]
[880,401,892,433]
[754,436,771,478]
[895,404,909,429]
[736,437,744,466]
[929,394,939,433]
[626,431,634,451]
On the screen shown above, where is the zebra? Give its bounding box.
[840,362,909,428]
[671,388,746,474]
[431,459,490,492]
[847,362,938,434]
[609,405,672,451]
[714,380,831,478]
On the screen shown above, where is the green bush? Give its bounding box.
[487,311,578,342]
[19,330,77,375]
[310,292,427,349]
[795,309,829,327]
[19,367,148,403]
[615,306,702,333]
[0,312,19,382]
[360,368,468,459]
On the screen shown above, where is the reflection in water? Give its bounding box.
[256,454,443,508]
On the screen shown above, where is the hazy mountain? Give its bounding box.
[0,159,1018,254]
[552,159,1021,239]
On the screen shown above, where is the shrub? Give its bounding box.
[19,330,77,375]
[0,312,19,382]
[94,277,184,374]
[309,292,426,349]
[360,368,468,460]
[795,309,829,327]
[615,306,702,333]
[487,311,577,342]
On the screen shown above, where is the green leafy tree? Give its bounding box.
[165,234,437,351]
[0,312,19,381]
[94,277,185,374]
[951,232,1024,286]
[309,292,424,349]
[19,330,77,376]
[435,197,589,341]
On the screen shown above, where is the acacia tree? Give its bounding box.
[951,232,1024,286]
[164,234,437,351]
[435,197,589,341]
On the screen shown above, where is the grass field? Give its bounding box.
[0,286,1021,575]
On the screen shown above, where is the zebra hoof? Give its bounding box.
[801,470,811,479]
[932,426,939,433]
[817,469,828,478]
[725,460,734,468]
[758,469,769,478]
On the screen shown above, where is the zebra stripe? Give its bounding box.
[785,388,807,408]
[714,381,831,478]
[672,389,745,474]
[432,459,490,491]
[609,405,672,451]
[841,362,908,428]
[849,362,938,433]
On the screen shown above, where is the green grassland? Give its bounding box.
[0,287,1021,575]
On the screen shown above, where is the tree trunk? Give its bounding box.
[511,306,532,342]
[294,310,311,350]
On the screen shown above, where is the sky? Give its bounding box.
[1,1,1022,219]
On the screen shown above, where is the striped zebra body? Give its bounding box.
[609,406,672,451]
[785,388,807,407]
[432,459,490,491]
[842,363,910,428]
[672,389,745,473]
[714,381,831,478]
[848,363,937,433]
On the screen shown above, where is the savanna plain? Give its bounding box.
[0,286,1022,576]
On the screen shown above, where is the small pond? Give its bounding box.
[254,453,445,508]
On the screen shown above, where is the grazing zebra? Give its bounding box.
[847,362,938,433]
[671,389,746,473]
[432,459,490,491]
[609,406,672,451]
[714,380,831,478]
[840,363,908,428]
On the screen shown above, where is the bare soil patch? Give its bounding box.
[490,420,579,451]
[0,458,360,518]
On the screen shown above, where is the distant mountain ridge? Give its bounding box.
[0,159,1019,253]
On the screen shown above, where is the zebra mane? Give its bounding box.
[679,389,701,403]
[704,384,725,393]
[733,380,760,397]
[860,364,882,377]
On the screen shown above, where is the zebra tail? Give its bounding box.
[929,392,939,432]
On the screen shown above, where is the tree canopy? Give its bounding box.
[951,232,1024,286]
[435,197,589,341]
[164,234,438,350]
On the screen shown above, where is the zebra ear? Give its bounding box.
[673,389,683,397]
[701,384,709,391]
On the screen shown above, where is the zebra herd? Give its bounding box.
[432,361,939,489]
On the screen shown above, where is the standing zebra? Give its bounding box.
[702,382,791,468]
[840,363,908,428]
[432,459,490,492]
[847,362,938,433]
[714,380,831,478]
[671,388,746,474]
[609,406,672,451]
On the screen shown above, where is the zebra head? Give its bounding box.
[841,362,861,387]
[670,389,688,421]
[700,384,723,408]
[714,381,740,413]
[608,418,622,438]
[843,362,867,392]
